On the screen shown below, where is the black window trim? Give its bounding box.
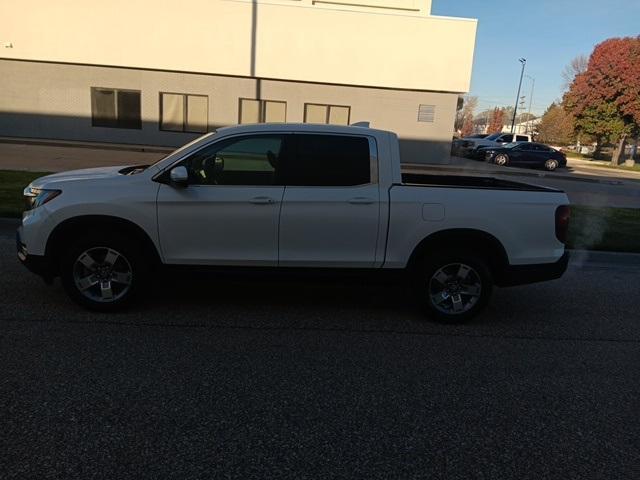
[238,98,287,124]
[159,91,209,134]
[90,86,142,130]
[303,103,352,125]
[154,131,378,187]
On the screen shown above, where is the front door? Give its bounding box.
[156,134,288,266]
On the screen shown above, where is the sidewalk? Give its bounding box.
[565,156,640,180]
[0,138,167,172]
[0,136,174,154]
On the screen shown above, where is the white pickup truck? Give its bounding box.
[18,124,570,322]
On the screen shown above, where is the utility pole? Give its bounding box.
[511,58,526,133]
[518,96,526,132]
[525,74,535,135]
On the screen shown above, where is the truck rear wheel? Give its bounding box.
[60,232,147,311]
[418,251,492,323]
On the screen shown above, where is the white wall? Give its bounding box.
[0,0,475,93]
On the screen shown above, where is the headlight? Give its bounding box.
[23,187,61,211]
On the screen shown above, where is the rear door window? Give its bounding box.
[282,134,372,186]
[516,135,529,142]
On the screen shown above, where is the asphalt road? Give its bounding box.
[1,225,639,479]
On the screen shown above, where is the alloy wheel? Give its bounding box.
[428,263,482,315]
[495,154,508,166]
[72,247,133,303]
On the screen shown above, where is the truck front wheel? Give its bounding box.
[418,252,492,323]
[60,232,147,311]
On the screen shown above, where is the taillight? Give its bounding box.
[555,205,571,244]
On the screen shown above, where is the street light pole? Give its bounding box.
[525,74,535,135]
[511,58,526,133]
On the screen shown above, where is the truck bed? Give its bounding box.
[401,173,560,193]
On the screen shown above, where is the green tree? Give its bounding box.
[537,103,574,145]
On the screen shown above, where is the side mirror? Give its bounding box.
[169,166,189,188]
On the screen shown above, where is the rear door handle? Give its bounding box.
[249,196,275,205]
[348,197,375,205]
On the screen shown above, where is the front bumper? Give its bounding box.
[17,229,55,280]
[496,252,570,287]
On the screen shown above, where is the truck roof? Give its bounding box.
[217,122,391,137]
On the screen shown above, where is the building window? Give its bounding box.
[160,93,208,133]
[417,104,436,123]
[304,103,351,125]
[91,87,141,129]
[239,99,287,124]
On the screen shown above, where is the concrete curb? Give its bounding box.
[0,136,174,154]
[402,163,623,186]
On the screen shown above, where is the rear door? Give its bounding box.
[278,133,380,267]
[522,143,547,166]
[507,143,534,165]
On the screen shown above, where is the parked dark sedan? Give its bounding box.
[481,142,567,171]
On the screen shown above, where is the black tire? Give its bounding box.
[494,153,509,166]
[544,159,559,171]
[60,231,148,311]
[416,251,493,323]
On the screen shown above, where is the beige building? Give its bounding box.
[0,0,477,163]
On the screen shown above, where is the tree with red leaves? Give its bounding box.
[457,96,478,137]
[487,107,505,134]
[564,36,640,164]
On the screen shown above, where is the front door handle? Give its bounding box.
[348,197,375,205]
[249,196,275,205]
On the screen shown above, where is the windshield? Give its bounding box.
[485,133,502,141]
[144,132,218,170]
[502,142,519,149]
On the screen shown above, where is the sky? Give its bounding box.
[431,0,640,116]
